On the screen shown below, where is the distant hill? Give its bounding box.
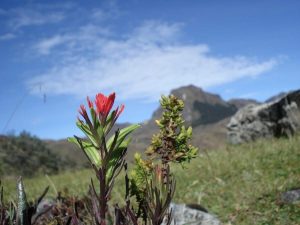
[45,139,88,167]
[0,131,76,177]
[228,98,260,109]
[265,92,287,103]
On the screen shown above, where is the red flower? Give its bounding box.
[79,92,124,124]
[95,92,116,120]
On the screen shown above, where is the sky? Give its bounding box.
[0,0,299,139]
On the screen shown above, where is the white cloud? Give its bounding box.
[27,21,278,101]
[8,7,65,29]
[34,35,69,55]
[130,20,183,44]
[0,33,16,41]
[33,25,111,55]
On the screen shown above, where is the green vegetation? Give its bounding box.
[174,135,300,225]
[0,131,76,177]
[2,134,300,224]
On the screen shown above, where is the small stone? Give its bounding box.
[163,203,221,225]
[281,189,300,204]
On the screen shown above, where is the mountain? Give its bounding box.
[228,98,260,109]
[152,85,238,126]
[265,92,287,103]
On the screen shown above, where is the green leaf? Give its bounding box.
[187,126,193,137]
[90,108,104,138]
[106,124,140,151]
[16,177,28,225]
[68,137,101,167]
[76,121,99,147]
[106,138,132,182]
[90,108,98,126]
[104,111,115,128]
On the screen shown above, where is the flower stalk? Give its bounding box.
[69,92,139,225]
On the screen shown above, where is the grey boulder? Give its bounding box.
[165,203,221,225]
[227,90,300,144]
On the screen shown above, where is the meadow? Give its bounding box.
[2,134,300,225]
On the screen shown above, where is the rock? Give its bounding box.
[165,203,221,225]
[227,90,300,144]
[34,198,56,222]
[36,198,55,214]
[280,189,300,204]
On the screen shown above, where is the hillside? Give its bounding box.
[0,131,76,177]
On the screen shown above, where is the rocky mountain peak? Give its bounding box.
[152,85,238,127]
[170,85,226,106]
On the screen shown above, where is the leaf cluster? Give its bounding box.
[146,95,198,165]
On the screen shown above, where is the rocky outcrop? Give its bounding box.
[165,203,221,225]
[227,90,300,144]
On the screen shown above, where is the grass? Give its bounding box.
[173,135,300,225]
[2,135,300,225]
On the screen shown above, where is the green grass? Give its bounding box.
[2,169,94,201]
[2,135,300,224]
[173,136,300,225]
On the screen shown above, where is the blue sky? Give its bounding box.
[0,0,299,139]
